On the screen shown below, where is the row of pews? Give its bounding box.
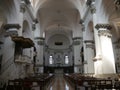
[64,73,120,90]
[5,73,54,90]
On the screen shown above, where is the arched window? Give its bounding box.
[65,56,69,64]
[49,56,53,64]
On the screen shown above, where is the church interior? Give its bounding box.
[0,0,120,89]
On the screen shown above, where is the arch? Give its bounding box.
[35,0,77,14]
[47,34,71,49]
[88,21,94,32]
[45,29,72,45]
[86,21,94,40]
[22,20,31,38]
[110,18,120,39]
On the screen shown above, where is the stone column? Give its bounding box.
[34,37,45,73]
[84,40,95,74]
[72,37,82,73]
[95,24,116,74]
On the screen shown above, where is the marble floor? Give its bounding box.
[47,74,74,90]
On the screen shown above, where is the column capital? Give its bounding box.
[4,24,21,30]
[84,40,94,49]
[84,40,94,44]
[95,24,112,30]
[98,30,112,38]
[3,24,21,36]
[34,37,45,45]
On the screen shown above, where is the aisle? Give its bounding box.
[47,74,74,90]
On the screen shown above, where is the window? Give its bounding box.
[65,56,69,64]
[55,42,63,45]
[49,56,53,64]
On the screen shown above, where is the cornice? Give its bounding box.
[4,24,21,30]
[84,40,94,43]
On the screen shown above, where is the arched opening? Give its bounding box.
[87,21,94,40]
[22,20,32,38]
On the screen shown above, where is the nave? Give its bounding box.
[1,0,120,90]
[2,73,120,90]
[47,74,74,90]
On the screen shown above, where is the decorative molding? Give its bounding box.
[34,37,45,40]
[86,44,95,49]
[82,25,85,31]
[98,30,112,38]
[20,0,26,13]
[86,0,92,6]
[3,24,21,36]
[90,4,96,14]
[72,37,82,40]
[20,0,35,20]
[84,40,95,49]
[4,24,21,30]
[35,37,45,45]
[32,19,38,31]
[79,19,84,24]
[37,41,44,45]
[95,24,112,30]
[86,0,95,6]
[114,0,120,10]
[33,19,38,24]
[32,23,36,30]
[73,41,80,45]
[72,37,82,45]
[84,40,94,44]
[5,31,18,37]
[22,0,31,5]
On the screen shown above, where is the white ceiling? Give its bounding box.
[34,0,82,47]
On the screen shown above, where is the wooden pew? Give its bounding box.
[6,74,55,90]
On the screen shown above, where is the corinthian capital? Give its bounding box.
[98,30,112,38]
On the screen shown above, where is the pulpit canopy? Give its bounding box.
[11,36,34,48]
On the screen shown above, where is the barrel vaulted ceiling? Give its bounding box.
[31,0,86,46]
[33,0,85,33]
